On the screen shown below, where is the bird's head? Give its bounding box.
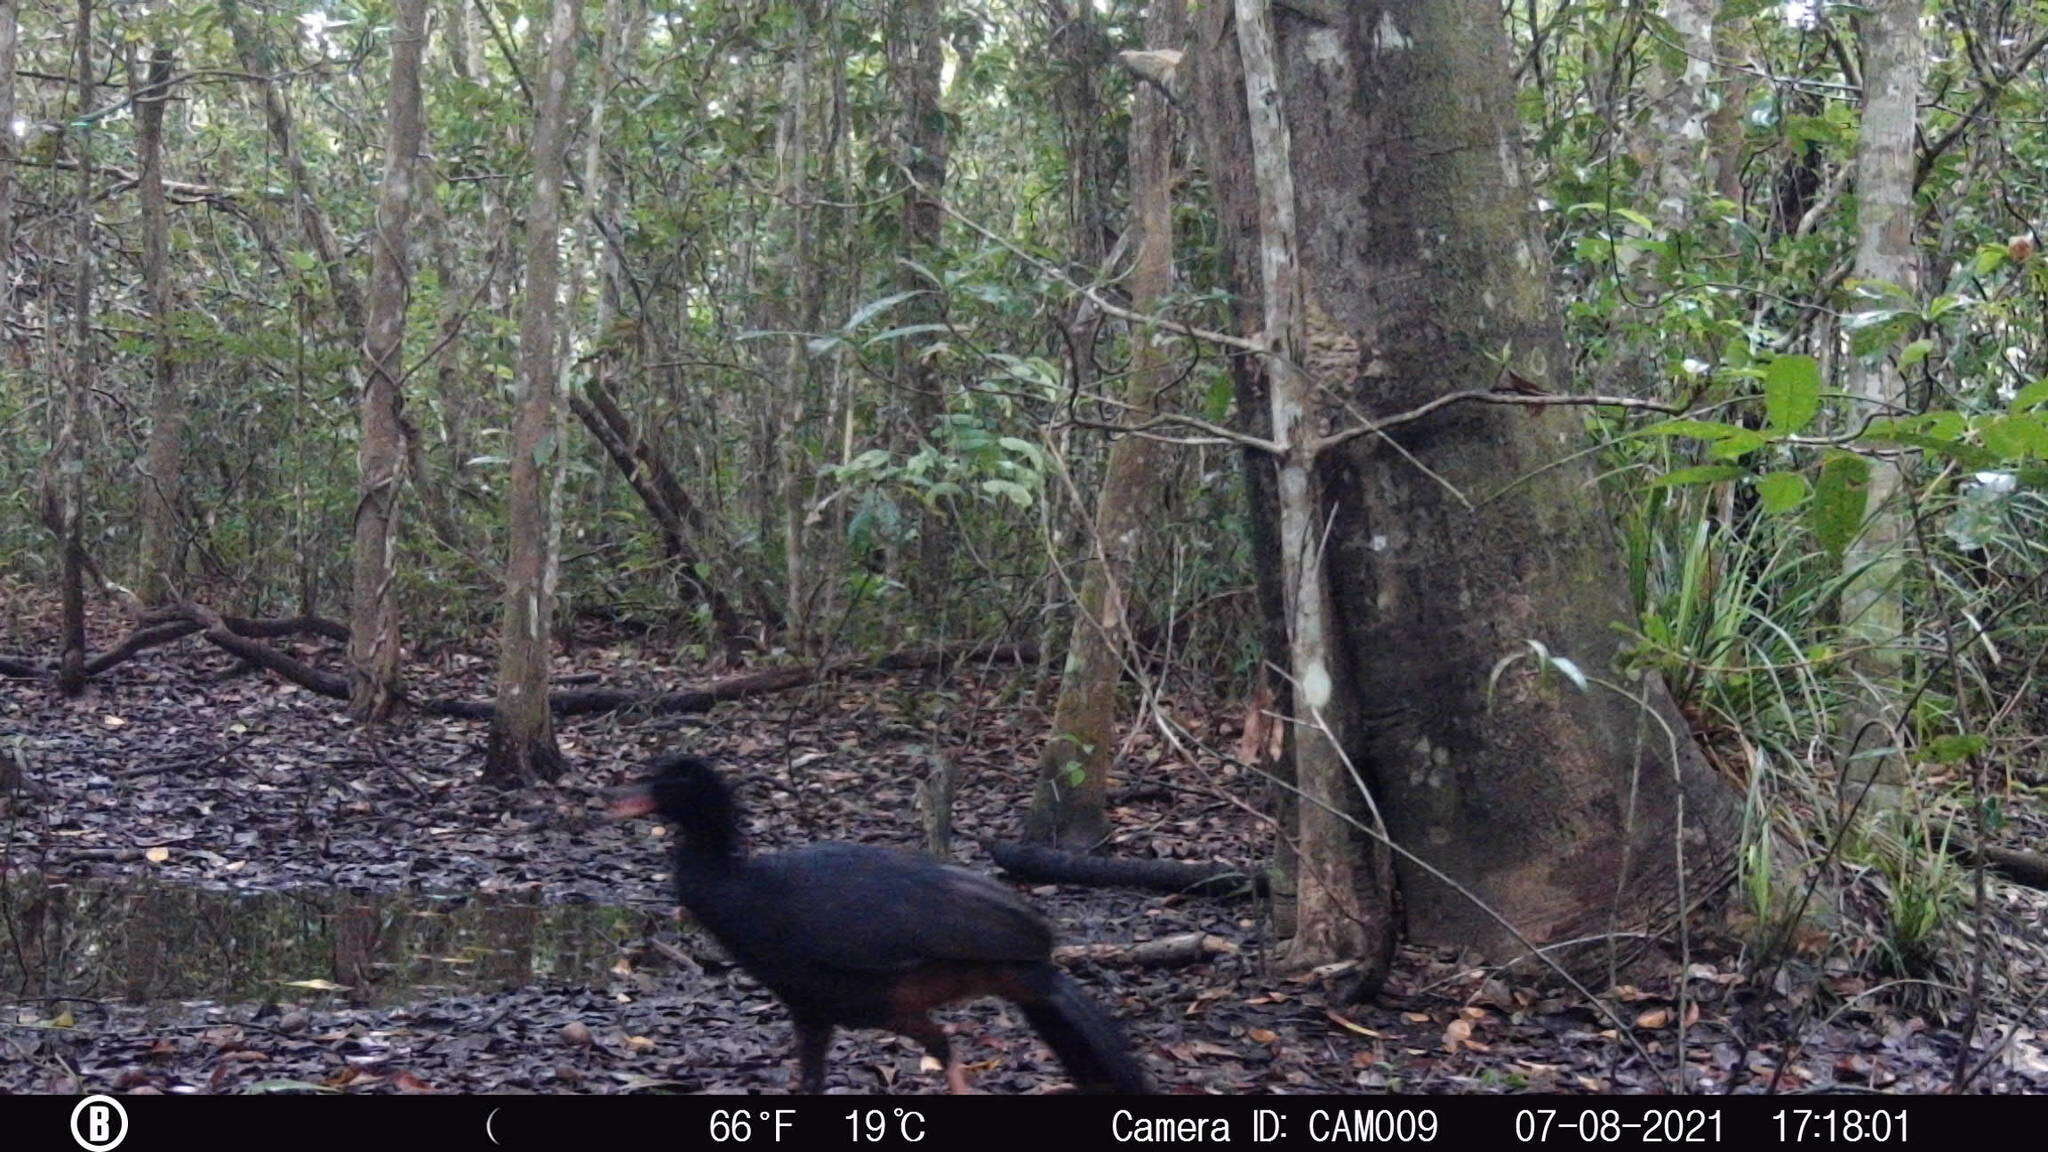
[607,753,724,823]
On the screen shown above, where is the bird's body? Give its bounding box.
[613,754,1149,1095]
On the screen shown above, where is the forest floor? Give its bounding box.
[3,598,2046,1095]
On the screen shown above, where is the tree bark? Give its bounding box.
[348,0,427,722]
[221,0,368,337]
[486,0,580,787]
[774,3,824,653]
[1837,0,1924,791]
[56,0,96,697]
[0,0,18,345]
[1192,0,1741,967]
[134,45,184,606]
[1640,0,1718,226]
[1183,0,1298,938]
[889,0,952,617]
[1025,0,1182,849]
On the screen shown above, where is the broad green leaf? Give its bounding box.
[1707,428,1770,460]
[980,478,1034,508]
[2009,378,2048,413]
[1809,452,1870,558]
[1638,418,1751,441]
[1981,414,2048,460]
[1754,471,1809,514]
[1764,355,1821,433]
[841,290,920,332]
[1650,464,1745,488]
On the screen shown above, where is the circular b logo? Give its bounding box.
[70,1095,128,1151]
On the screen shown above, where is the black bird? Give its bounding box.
[610,753,1150,1095]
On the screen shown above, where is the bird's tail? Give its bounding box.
[1019,968,1151,1094]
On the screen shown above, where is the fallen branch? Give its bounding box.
[1949,838,2048,891]
[179,603,351,700]
[420,641,1038,719]
[153,605,1037,722]
[985,839,1266,899]
[1054,932,1237,970]
[1,611,346,682]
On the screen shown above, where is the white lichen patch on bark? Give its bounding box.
[1372,11,1412,52]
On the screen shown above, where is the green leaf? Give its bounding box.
[1809,452,1870,559]
[1707,428,1770,460]
[1981,414,2048,461]
[1763,355,1821,433]
[1638,418,1751,441]
[1650,464,1746,488]
[979,478,1033,507]
[1754,471,1809,514]
[1924,734,1985,764]
[841,289,920,332]
[2009,378,2048,413]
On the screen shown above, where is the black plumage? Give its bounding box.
[611,753,1150,1095]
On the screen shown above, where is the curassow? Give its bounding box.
[609,753,1150,1094]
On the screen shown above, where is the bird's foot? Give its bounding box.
[946,1061,972,1095]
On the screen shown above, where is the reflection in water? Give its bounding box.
[0,876,659,1009]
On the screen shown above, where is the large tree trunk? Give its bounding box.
[1193,0,1740,966]
[135,45,184,605]
[485,0,580,787]
[1837,0,1924,792]
[1025,0,1182,850]
[348,0,427,721]
[1640,0,1717,226]
[56,0,95,697]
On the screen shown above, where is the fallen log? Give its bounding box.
[1054,932,1237,969]
[985,839,1267,899]
[421,641,1038,718]
[180,603,351,700]
[1947,837,2048,891]
[1,612,346,681]
[158,606,1037,722]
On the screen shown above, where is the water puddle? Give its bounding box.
[0,876,662,1010]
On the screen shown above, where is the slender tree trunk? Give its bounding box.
[1025,0,1182,850]
[348,0,427,721]
[773,3,821,652]
[1838,0,1924,790]
[135,45,184,605]
[1184,0,1298,937]
[1192,0,1741,967]
[890,0,951,618]
[485,0,580,786]
[222,0,367,336]
[56,0,95,696]
[0,0,18,344]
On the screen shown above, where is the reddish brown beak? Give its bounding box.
[606,783,658,821]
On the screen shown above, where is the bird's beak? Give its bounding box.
[606,782,658,821]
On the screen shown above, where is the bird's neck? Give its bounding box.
[672,795,745,872]
[674,830,742,872]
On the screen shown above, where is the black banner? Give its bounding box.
[21,1091,2032,1151]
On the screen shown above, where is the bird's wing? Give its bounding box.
[739,844,1053,973]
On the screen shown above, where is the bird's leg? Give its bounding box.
[897,1016,969,1094]
[794,1021,833,1094]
